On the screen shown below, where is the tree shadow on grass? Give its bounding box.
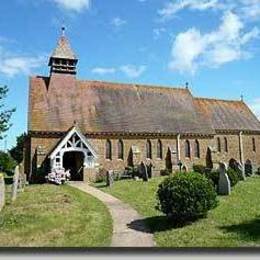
[127,215,196,234]
[219,217,260,242]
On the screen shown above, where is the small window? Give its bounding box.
[253,138,256,152]
[118,139,124,159]
[105,139,112,160]
[185,140,191,158]
[146,140,152,159]
[224,137,228,153]
[194,140,200,158]
[217,137,221,152]
[157,140,163,159]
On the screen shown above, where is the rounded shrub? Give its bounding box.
[156,172,218,223]
[193,164,207,174]
[226,168,239,187]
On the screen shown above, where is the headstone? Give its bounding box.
[139,162,148,182]
[0,174,5,211]
[237,162,246,181]
[11,167,19,202]
[106,170,114,187]
[147,163,153,179]
[218,162,231,195]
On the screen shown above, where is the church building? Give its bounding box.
[24,30,260,182]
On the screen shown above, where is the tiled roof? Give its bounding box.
[194,98,260,132]
[28,75,215,135]
[28,75,260,135]
[50,36,77,60]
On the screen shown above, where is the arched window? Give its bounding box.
[157,139,163,159]
[224,137,228,153]
[185,140,191,158]
[252,137,256,152]
[105,139,112,160]
[217,137,221,152]
[118,139,124,159]
[194,140,200,158]
[146,140,152,159]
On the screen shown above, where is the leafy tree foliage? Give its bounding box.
[9,133,26,164]
[0,85,15,139]
[0,151,16,175]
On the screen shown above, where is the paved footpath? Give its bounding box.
[69,182,155,247]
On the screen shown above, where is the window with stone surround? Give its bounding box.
[106,139,112,160]
[252,137,256,152]
[224,137,228,153]
[217,137,221,152]
[185,140,191,158]
[194,140,200,158]
[157,139,163,159]
[118,139,124,159]
[146,140,152,159]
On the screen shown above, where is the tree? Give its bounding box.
[9,133,26,164]
[0,151,16,175]
[0,85,15,139]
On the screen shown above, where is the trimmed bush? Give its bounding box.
[226,168,239,187]
[156,172,218,223]
[255,167,260,176]
[193,164,207,174]
[160,169,172,176]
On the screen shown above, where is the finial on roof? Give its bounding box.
[240,94,244,101]
[61,26,66,37]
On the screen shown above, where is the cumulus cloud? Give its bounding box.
[91,65,147,78]
[169,11,259,74]
[111,17,127,28]
[53,0,91,12]
[91,67,116,75]
[120,65,147,78]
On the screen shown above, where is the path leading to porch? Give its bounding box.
[69,182,155,247]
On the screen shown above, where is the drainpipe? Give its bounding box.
[177,134,181,162]
[239,131,244,165]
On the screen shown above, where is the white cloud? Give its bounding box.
[91,65,147,78]
[111,17,127,28]
[53,0,90,12]
[92,67,116,75]
[249,98,260,119]
[159,0,220,20]
[169,11,259,74]
[0,56,45,77]
[120,65,146,78]
[153,27,166,39]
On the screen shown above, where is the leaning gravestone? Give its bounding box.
[237,162,246,181]
[139,162,148,182]
[106,170,114,187]
[11,167,20,202]
[0,174,5,211]
[218,162,231,195]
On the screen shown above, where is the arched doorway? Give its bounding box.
[165,147,172,171]
[63,151,84,181]
[206,148,213,169]
[245,159,253,176]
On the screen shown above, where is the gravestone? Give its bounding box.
[237,162,246,181]
[106,170,114,187]
[0,174,5,211]
[11,167,19,202]
[139,162,148,182]
[147,163,153,179]
[218,162,231,195]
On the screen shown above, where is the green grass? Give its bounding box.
[0,184,113,247]
[95,176,260,247]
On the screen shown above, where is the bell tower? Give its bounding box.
[48,27,78,75]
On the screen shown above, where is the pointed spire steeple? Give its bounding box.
[48,27,78,75]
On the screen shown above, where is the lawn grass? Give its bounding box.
[95,176,260,247]
[0,184,113,247]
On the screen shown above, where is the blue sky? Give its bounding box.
[0,0,260,149]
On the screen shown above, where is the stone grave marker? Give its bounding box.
[0,174,5,211]
[140,162,148,182]
[106,170,114,187]
[237,162,246,181]
[218,162,231,196]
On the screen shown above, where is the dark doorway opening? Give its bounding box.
[63,151,84,181]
